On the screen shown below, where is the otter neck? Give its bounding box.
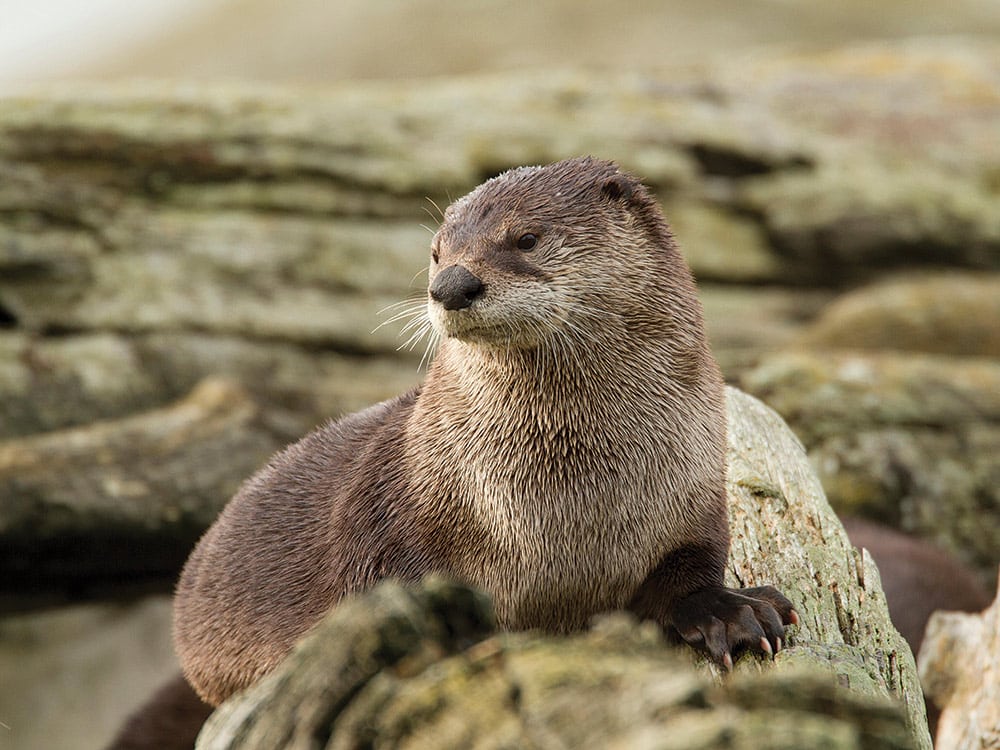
[432,327,695,417]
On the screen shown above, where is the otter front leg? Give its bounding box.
[628,544,799,670]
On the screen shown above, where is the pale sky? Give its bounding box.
[0,0,221,91]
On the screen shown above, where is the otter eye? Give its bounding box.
[516,233,537,251]
[431,247,440,264]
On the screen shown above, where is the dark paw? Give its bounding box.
[669,585,799,670]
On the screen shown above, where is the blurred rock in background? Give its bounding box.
[1,2,998,747]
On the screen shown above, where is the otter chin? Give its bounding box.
[172,156,798,709]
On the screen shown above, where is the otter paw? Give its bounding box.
[669,585,798,670]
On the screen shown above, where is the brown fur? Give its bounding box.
[174,157,793,707]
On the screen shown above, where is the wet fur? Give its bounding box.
[174,158,740,706]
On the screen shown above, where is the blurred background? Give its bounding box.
[1,1,998,748]
[3,0,1000,90]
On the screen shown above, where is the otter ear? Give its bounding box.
[600,174,634,204]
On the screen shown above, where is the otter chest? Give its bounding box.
[455,448,683,631]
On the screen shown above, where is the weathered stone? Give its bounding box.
[842,518,991,656]
[197,388,931,750]
[738,351,1000,582]
[737,164,1000,283]
[918,572,1000,750]
[722,389,924,744]
[201,585,916,750]
[0,331,422,441]
[2,44,999,354]
[797,272,1000,357]
[699,285,835,375]
[200,579,497,750]
[0,379,284,594]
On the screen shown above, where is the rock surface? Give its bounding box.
[918,572,1000,750]
[797,272,1000,358]
[738,351,1000,583]
[202,583,915,750]
[197,388,931,750]
[0,378,285,597]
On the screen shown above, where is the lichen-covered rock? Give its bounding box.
[0,378,284,594]
[739,351,1000,582]
[797,272,1000,357]
[736,165,1000,283]
[918,572,1000,750]
[1,43,999,358]
[0,331,421,441]
[199,579,498,750]
[200,581,916,750]
[197,388,931,750]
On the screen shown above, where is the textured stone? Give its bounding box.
[919,573,1000,750]
[797,272,1000,357]
[0,379,284,594]
[739,351,1000,582]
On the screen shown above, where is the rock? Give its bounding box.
[0,332,167,440]
[918,572,1000,750]
[2,45,999,355]
[197,388,931,750]
[1,42,995,748]
[841,518,991,656]
[738,351,1000,582]
[0,379,285,596]
[797,272,1000,357]
[699,285,835,375]
[201,582,915,750]
[842,518,991,739]
[0,331,421,441]
[737,164,1000,283]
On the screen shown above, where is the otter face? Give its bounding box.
[426,157,677,350]
[426,215,563,348]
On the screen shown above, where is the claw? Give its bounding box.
[759,636,773,657]
[722,651,733,671]
[776,636,782,653]
[789,609,800,626]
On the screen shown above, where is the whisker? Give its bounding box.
[409,266,430,287]
[371,305,427,334]
[419,328,440,370]
[425,197,445,222]
[376,297,426,315]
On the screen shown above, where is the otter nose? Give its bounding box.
[429,264,484,311]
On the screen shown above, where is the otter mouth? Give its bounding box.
[432,311,517,347]
[438,319,500,343]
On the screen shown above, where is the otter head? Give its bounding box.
[426,156,689,351]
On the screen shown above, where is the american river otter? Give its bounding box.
[172,156,797,708]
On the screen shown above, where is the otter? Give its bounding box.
[173,156,797,708]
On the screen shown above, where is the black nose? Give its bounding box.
[429,264,484,311]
